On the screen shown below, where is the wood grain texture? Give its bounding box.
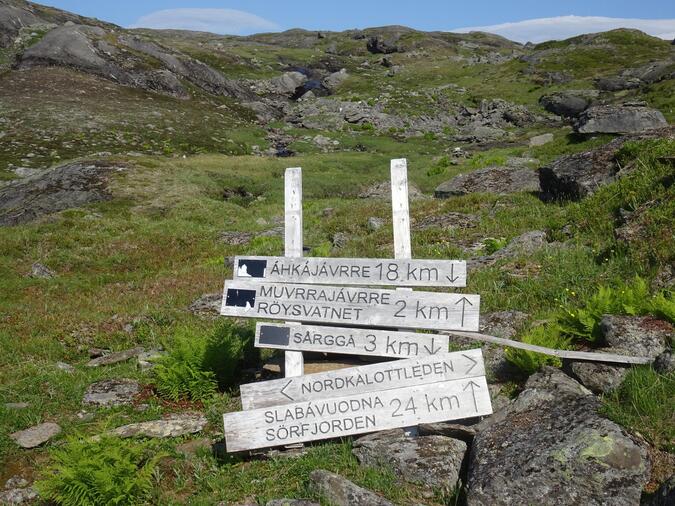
[240,348,485,410]
[284,167,303,377]
[224,376,492,452]
[446,330,652,364]
[255,323,451,359]
[233,256,466,287]
[221,281,481,332]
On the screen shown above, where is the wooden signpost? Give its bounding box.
[219,159,492,452]
[224,377,492,452]
[233,256,467,287]
[221,280,480,332]
[240,349,485,410]
[255,323,450,359]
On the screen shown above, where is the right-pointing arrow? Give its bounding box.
[462,353,478,375]
[463,380,480,412]
[280,379,294,401]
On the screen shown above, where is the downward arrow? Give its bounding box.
[423,337,441,355]
[462,353,478,375]
[463,380,481,412]
[445,263,460,283]
[455,296,473,327]
[280,379,294,401]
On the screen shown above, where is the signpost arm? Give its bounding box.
[284,168,304,377]
[390,158,418,437]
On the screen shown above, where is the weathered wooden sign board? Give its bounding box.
[233,256,466,287]
[240,349,484,410]
[255,323,450,359]
[220,281,480,332]
[224,376,491,452]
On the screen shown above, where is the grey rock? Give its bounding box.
[0,486,38,505]
[267,71,307,96]
[570,361,630,394]
[137,349,165,371]
[528,133,554,147]
[332,232,349,249]
[649,475,675,506]
[322,68,349,90]
[417,422,477,442]
[86,347,144,367]
[367,217,384,231]
[481,311,530,340]
[4,477,29,490]
[366,36,399,54]
[309,470,394,506]
[575,104,668,134]
[467,367,649,506]
[110,412,207,438]
[600,315,671,359]
[12,167,42,178]
[654,350,675,374]
[55,361,75,373]
[0,161,123,226]
[10,422,61,448]
[625,60,675,85]
[82,378,140,407]
[266,500,319,506]
[434,166,539,198]
[469,231,548,270]
[353,429,467,490]
[538,135,629,200]
[188,293,222,317]
[595,76,641,91]
[539,92,591,118]
[455,124,507,143]
[28,262,54,279]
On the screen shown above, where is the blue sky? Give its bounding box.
[38,0,675,42]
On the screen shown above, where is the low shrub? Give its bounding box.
[35,436,164,506]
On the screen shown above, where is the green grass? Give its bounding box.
[602,367,675,451]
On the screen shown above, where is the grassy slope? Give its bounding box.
[0,25,673,504]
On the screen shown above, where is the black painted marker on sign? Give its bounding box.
[225,289,256,308]
[237,259,267,278]
[258,325,291,346]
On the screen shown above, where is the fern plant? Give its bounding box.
[505,325,572,375]
[153,321,257,401]
[35,436,164,506]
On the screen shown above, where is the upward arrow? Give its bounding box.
[445,263,459,283]
[462,353,478,375]
[455,297,473,327]
[423,337,441,355]
[463,380,481,412]
[280,379,294,401]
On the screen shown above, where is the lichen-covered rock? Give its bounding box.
[86,347,144,367]
[353,429,467,490]
[82,378,140,407]
[539,92,591,118]
[434,166,539,198]
[188,293,222,317]
[11,422,61,448]
[467,367,650,506]
[574,104,668,134]
[309,470,393,506]
[469,231,548,269]
[600,315,672,359]
[570,361,630,395]
[110,412,207,438]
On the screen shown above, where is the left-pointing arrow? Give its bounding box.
[280,379,294,401]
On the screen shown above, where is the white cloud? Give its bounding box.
[130,8,279,35]
[452,15,675,43]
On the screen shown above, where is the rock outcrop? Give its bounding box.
[574,104,668,134]
[309,470,393,506]
[435,166,539,198]
[539,91,592,118]
[467,367,650,506]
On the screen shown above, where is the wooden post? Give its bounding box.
[284,168,304,378]
[390,158,418,437]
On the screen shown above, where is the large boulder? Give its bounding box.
[352,429,467,491]
[468,231,548,269]
[466,367,650,506]
[0,161,124,226]
[308,470,393,506]
[11,422,61,448]
[574,104,668,134]
[539,137,623,200]
[539,92,591,118]
[82,378,140,407]
[434,166,539,198]
[595,76,641,91]
[366,36,399,54]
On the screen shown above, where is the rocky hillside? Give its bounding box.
[0,1,673,505]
